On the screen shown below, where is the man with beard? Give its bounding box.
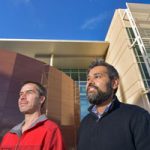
[77,59,150,150]
[0,81,65,150]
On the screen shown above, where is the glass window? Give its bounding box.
[79,72,87,81]
[126,27,150,102]
[61,70,89,119]
[80,86,86,93]
[71,72,79,81]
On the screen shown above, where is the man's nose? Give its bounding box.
[87,78,95,86]
[20,93,26,99]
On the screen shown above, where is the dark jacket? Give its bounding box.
[77,96,150,150]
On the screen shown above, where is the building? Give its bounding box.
[105,2,150,112]
[0,2,150,149]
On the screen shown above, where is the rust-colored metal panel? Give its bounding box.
[46,67,80,149]
[61,125,76,149]
[61,73,75,125]
[46,67,62,124]
[0,50,19,139]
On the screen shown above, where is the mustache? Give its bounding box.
[87,84,99,91]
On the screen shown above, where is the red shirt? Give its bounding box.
[0,115,65,150]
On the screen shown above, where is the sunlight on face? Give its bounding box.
[86,66,113,105]
[18,83,42,114]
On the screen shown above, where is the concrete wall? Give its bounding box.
[105,9,150,112]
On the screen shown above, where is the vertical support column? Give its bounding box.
[50,54,54,66]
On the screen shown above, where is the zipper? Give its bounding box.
[15,136,21,150]
[15,132,24,150]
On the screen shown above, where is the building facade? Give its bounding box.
[105,3,150,112]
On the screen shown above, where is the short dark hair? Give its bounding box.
[88,59,119,94]
[88,59,119,80]
[21,81,47,109]
[21,81,47,99]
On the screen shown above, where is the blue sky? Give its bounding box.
[0,0,149,41]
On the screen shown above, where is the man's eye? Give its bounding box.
[95,75,101,78]
[27,90,33,94]
[87,78,90,81]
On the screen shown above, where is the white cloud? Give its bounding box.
[81,12,108,30]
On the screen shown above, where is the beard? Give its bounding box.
[86,82,113,105]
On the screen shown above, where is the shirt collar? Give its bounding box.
[91,102,112,119]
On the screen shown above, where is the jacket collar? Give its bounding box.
[10,114,48,136]
[88,95,121,119]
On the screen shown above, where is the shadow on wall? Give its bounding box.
[0,72,23,140]
[0,50,80,149]
[118,80,126,103]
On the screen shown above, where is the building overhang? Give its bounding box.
[0,39,109,69]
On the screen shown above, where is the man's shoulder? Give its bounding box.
[120,102,147,111]
[119,101,149,117]
[42,119,60,130]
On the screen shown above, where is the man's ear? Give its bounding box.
[40,96,45,105]
[112,79,119,90]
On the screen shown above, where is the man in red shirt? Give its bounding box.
[0,81,65,150]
